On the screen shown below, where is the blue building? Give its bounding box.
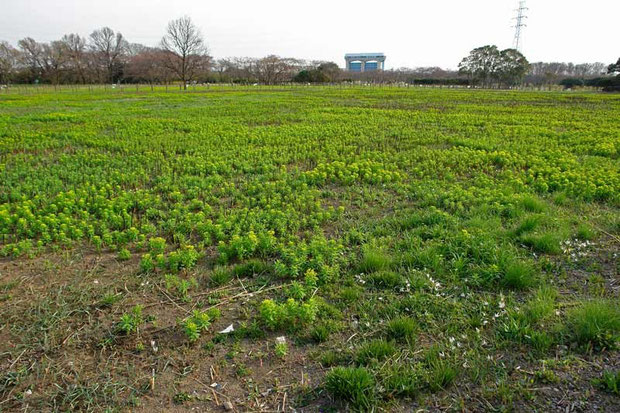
[345,53,386,72]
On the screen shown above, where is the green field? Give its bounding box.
[1,87,619,411]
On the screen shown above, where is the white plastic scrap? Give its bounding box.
[219,324,234,334]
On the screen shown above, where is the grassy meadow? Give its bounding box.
[0,86,619,411]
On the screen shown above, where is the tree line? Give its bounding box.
[0,17,617,90]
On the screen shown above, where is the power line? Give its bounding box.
[512,1,528,52]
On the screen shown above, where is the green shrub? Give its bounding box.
[168,245,199,271]
[139,253,155,273]
[325,367,375,410]
[149,237,166,254]
[182,310,212,343]
[118,305,144,335]
[274,341,288,359]
[164,274,197,302]
[258,298,318,331]
[117,248,131,261]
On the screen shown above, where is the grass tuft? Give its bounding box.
[566,300,620,351]
[521,195,546,213]
[593,370,620,395]
[356,339,397,364]
[501,259,537,290]
[209,266,232,286]
[367,271,403,289]
[325,366,375,410]
[521,233,561,254]
[386,316,418,343]
[358,249,391,273]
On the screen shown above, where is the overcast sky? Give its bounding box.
[0,0,617,69]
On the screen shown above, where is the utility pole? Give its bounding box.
[512,1,528,52]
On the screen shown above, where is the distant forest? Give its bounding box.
[0,17,618,89]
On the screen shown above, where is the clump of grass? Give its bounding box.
[521,233,561,254]
[426,359,457,392]
[209,266,232,286]
[521,286,557,323]
[356,339,397,364]
[382,365,422,397]
[367,271,403,289]
[386,316,418,343]
[98,292,122,308]
[593,370,620,395]
[340,286,362,302]
[575,223,596,241]
[232,259,274,278]
[358,249,391,273]
[424,346,457,392]
[319,350,345,367]
[325,367,375,410]
[514,215,542,236]
[310,324,331,343]
[521,195,546,213]
[501,259,537,290]
[565,300,619,351]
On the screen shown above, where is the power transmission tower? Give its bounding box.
[512,1,528,52]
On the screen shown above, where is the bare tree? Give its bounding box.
[40,41,69,84]
[18,37,44,81]
[89,27,128,83]
[0,41,19,84]
[161,16,209,89]
[253,55,300,84]
[60,34,89,83]
[125,47,172,85]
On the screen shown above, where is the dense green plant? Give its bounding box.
[593,370,620,395]
[386,316,418,343]
[565,300,620,351]
[181,309,215,343]
[356,339,397,365]
[118,305,144,335]
[258,298,318,331]
[325,367,375,410]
